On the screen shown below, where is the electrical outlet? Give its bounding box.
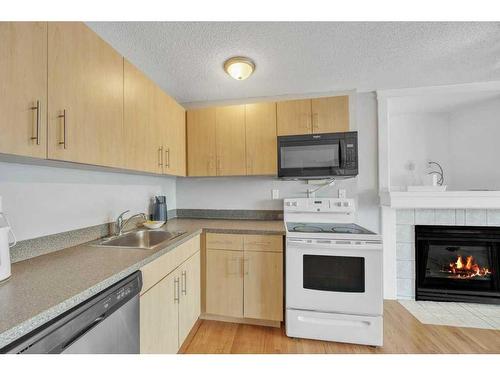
[272,189,279,200]
[338,189,347,198]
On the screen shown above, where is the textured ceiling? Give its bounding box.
[86,22,500,105]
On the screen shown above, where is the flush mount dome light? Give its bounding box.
[224,57,255,80]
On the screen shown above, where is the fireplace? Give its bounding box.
[415,225,500,304]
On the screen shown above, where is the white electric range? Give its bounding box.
[284,197,383,346]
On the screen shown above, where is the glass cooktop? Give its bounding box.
[286,222,375,235]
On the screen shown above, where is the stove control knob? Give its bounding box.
[343,202,350,207]
[335,202,342,207]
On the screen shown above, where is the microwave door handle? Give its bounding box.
[339,139,345,168]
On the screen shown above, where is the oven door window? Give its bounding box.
[280,143,340,169]
[303,255,365,293]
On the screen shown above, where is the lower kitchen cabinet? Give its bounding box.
[243,251,283,321]
[206,249,244,317]
[139,236,201,354]
[204,233,283,324]
[140,271,179,354]
[178,252,201,344]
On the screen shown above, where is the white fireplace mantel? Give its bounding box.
[380,190,500,209]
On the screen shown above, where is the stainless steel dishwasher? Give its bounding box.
[3,271,142,354]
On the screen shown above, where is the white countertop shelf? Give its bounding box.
[380,190,500,209]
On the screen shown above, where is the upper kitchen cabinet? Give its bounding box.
[311,96,349,133]
[47,22,124,168]
[215,105,246,176]
[124,60,159,174]
[0,22,47,159]
[161,93,186,177]
[245,102,277,175]
[186,108,217,176]
[277,95,350,136]
[276,99,312,136]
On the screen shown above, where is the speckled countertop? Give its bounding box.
[0,218,285,350]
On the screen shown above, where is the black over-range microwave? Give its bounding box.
[277,131,358,179]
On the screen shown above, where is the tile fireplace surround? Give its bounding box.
[396,208,500,299]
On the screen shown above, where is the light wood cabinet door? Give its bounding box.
[186,108,216,176]
[215,105,246,176]
[311,95,350,134]
[179,251,201,345]
[47,22,124,168]
[140,270,180,354]
[206,249,243,317]
[0,22,47,158]
[243,251,283,321]
[124,60,159,173]
[245,102,277,175]
[276,99,312,136]
[163,96,186,176]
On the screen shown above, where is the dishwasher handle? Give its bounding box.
[60,314,106,351]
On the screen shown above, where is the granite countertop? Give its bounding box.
[0,218,285,350]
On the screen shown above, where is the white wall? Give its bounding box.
[0,161,176,241]
[389,113,451,189]
[449,97,500,190]
[177,92,381,233]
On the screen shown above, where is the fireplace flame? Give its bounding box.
[448,255,491,278]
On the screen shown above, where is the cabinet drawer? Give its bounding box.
[141,235,200,294]
[206,233,243,251]
[243,235,283,252]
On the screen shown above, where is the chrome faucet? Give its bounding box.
[116,210,147,235]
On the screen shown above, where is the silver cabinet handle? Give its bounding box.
[58,110,67,149]
[216,158,222,175]
[165,147,170,168]
[312,113,319,131]
[30,100,40,145]
[243,257,249,275]
[181,270,187,295]
[174,277,180,303]
[158,146,163,167]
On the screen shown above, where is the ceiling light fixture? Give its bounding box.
[224,57,255,80]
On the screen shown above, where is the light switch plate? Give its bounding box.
[272,189,279,200]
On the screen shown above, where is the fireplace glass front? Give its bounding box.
[416,225,500,304]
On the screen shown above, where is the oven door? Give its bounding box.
[278,133,356,179]
[286,239,383,316]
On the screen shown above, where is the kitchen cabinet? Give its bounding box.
[140,236,201,354]
[245,102,277,175]
[178,252,201,343]
[186,107,217,176]
[206,249,244,317]
[159,91,186,177]
[47,22,124,169]
[186,102,278,177]
[243,251,283,321]
[204,233,283,324]
[276,99,312,136]
[124,60,158,173]
[0,22,47,158]
[140,270,179,354]
[215,105,246,176]
[277,96,349,136]
[311,96,350,133]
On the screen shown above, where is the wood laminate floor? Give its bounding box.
[181,301,500,354]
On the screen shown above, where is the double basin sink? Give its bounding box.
[91,229,186,250]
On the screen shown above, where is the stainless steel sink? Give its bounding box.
[92,229,186,250]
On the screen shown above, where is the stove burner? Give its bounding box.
[331,226,365,234]
[292,225,325,233]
